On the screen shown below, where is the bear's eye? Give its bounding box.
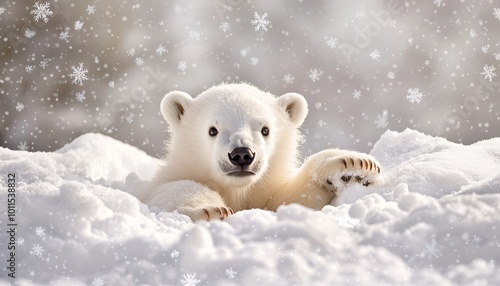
[209,127,218,137]
[261,127,270,136]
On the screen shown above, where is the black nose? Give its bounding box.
[228,147,255,166]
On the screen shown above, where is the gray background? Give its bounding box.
[1,0,499,157]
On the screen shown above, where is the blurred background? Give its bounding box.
[1,0,499,157]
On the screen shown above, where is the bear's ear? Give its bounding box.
[160,91,193,125]
[277,92,308,127]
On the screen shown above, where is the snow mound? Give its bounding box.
[1,130,499,286]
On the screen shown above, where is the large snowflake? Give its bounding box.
[374,110,389,129]
[30,2,53,23]
[180,273,201,286]
[407,88,423,103]
[251,12,271,32]
[308,68,323,82]
[69,63,89,86]
[480,64,497,81]
[494,8,500,21]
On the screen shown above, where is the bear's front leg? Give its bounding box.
[307,149,381,197]
[141,180,233,221]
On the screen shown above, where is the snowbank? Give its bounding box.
[1,129,499,286]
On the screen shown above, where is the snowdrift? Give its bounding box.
[1,129,499,286]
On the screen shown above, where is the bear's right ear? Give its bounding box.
[160,91,193,125]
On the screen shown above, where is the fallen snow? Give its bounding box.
[1,129,499,286]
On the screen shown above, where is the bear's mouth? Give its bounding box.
[227,170,256,177]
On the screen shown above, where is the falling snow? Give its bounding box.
[25,29,36,38]
[31,244,44,257]
[480,64,497,81]
[308,68,323,82]
[180,273,201,286]
[74,20,84,31]
[17,141,28,151]
[35,226,45,237]
[283,74,295,84]
[407,88,424,103]
[86,5,96,15]
[220,22,230,32]
[92,277,104,286]
[69,63,89,86]
[225,268,237,279]
[156,44,167,55]
[370,49,381,60]
[494,8,500,20]
[16,102,25,112]
[75,91,86,102]
[30,2,53,23]
[325,37,338,49]
[353,89,362,99]
[374,110,389,128]
[251,12,271,32]
[178,61,187,72]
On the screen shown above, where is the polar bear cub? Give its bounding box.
[138,83,381,221]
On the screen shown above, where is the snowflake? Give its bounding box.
[249,57,259,65]
[370,49,380,60]
[283,74,295,84]
[480,64,497,81]
[308,68,323,82]
[25,28,36,38]
[494,53,500,61]
[74,20,84,31]
[353,89,362,99]
[127,48,135,56]
[25,65,35,73]
[156,44,167,55]
[35,226,45,237]
[109,81,115,88]
[59,30,71,42]
[433,0,443,7]
[190,31,200,41]
[220,22,230,32]
[16,102,25,111]
[31,2,53,23]
[69,63,89,86]
[126,113,135,123]
[251,12,271,32]
[469,29,476,38]
[174,4,183,14]
[31,244,44,257]
[135,57,144,66]
[374,110,389,129]
[86,5,96,15]
[180,273,201,286]
[17,142,28,151]
[39,58,50,69]
[0,7,5,15]
[225,267,237,279]
[407,88,423,103]
[481,46,489,53]
[75,91,86,102]
[421,239,441,259]
[387,71,395,79]
[92,277,104,286]
[473,235,482,243]
[494,8,500,21]
[240,48,249,57]
[356,11,366,18]
[170,250,179,258]
[318,119,327,128]
[16,237,25,246]
[178,61,187,72]
[325,37,338,49]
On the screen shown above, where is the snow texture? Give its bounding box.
[1,129,500,285]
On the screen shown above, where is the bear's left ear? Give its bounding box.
[160,91,193,126]
[277,93,308,128]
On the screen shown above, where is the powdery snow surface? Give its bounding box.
[1,129,500,286]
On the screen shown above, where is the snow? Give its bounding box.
[1,129,500,285]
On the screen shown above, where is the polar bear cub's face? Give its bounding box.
[160,83,308,189]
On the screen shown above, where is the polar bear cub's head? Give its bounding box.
[160,83,308,189]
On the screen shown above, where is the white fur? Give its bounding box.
[137,83,381,220]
